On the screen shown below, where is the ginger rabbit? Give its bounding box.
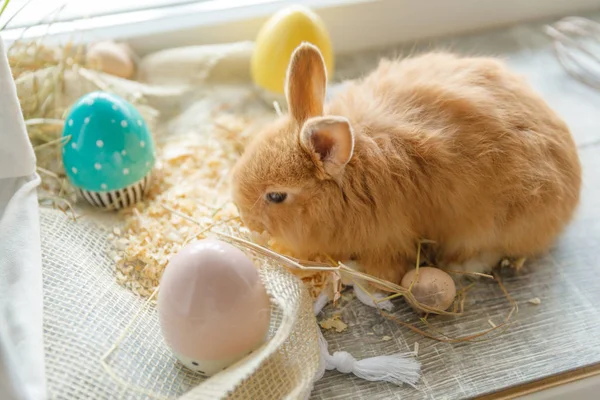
[231,43,581,284]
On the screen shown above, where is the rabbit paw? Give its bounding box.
[441,252,501,275]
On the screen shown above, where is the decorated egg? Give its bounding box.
[61,91,155,210]
[251,5,334,95]
[158,239,271,376]
[401,267,457,312]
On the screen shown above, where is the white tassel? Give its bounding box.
[312,293,420,388]
[313,291,330,316]
[351,282,394,312]
[315,327,420,387]
[339,261,394,311]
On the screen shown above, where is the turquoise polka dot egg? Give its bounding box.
[62,91,155,209]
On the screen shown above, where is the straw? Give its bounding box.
[0,0,10,19]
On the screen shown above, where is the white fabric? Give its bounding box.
[314,321,420,388]
[313,291,330,316]
[0,40,36,179]
[352,283,394,312]
[312,290,420,388]
[0,37,47,400]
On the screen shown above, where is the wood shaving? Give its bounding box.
[319,315,348,333]
[413,342,419,356]
[382,336,392,341]
[332,271,342,304]
[268,241,330,298]
[109,114,328,299]
[527,297,542,305]
[488,319,497,328]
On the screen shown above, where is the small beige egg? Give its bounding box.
[86,41,135,79]
[401,267,456,311]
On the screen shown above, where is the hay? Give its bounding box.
[109,118,249,297]
[0,0,10,19]
[319,315,348,333]
[528,297,542,305]
[107,114,334,299]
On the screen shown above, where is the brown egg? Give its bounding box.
[86,41,135,79]
[400,267,456,311]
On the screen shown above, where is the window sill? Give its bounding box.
[1,0,599,56]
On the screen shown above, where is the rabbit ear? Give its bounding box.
[301,116,354,178]
[285,42,327,124]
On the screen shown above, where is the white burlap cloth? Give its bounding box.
[39,209,321,399]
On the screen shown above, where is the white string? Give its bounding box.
[340,261,394,311]
[312,289,420,388]
[313,291,330,315]
[272,101,283,117]
[350,282,394,312]
[314,325,420,387]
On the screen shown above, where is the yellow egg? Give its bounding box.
[251,5,334,95]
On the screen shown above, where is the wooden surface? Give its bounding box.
[311,10,600,400]
[479,363,600,399]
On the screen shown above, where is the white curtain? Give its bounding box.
[0,37,47,400]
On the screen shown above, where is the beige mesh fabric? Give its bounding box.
[40,208,321,399]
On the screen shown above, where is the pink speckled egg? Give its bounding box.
[158,239,271,376]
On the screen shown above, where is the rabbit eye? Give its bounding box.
[266,192,287,204]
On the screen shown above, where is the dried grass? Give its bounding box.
[0,0,10,19]
[319,315,348,333]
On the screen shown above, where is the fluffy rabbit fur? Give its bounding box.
[231,43,581,284]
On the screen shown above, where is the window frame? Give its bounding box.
[1,0,599,56]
